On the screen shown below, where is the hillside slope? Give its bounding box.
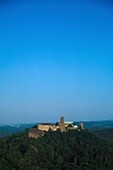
[95,128,113,142]
[0,129,113,169]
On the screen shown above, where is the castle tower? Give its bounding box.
[60,116,64,123]
[58,116,65,132]
[80,122,83,129]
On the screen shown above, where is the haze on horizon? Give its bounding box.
[0,0,113,124]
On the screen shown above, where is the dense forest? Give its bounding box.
[95,128,113,143]
[0,128,113,169]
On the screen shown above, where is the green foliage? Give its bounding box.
[0,128,113,169]
[68,124,73,127]
[73,122,77,125]
[55,122,58,126]
[31,125,37,129]
[94,128,113,143]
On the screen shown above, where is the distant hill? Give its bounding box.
[0,124,37,138]
[0,129,113,169]
[79,121,113,130]
[0,124,8,127]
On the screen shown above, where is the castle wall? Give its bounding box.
[73,125,78,129]
[51,125,59,131]
[58,122,65,132]
[28,132,45,139]
[38,124,52,131]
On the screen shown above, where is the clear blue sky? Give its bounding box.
[0,0,113,124]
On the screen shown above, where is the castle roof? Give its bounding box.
[39,123,51,125]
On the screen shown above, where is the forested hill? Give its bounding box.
[0,129,113,169]
[95,128,113,142]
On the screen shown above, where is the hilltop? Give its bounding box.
[1,120,113,138]
[0,128,113,169]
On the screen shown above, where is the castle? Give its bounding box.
[28,117,83,138]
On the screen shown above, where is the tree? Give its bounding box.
[31,125,37,129]
[73,122,77,125]
[55,122,58,126]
